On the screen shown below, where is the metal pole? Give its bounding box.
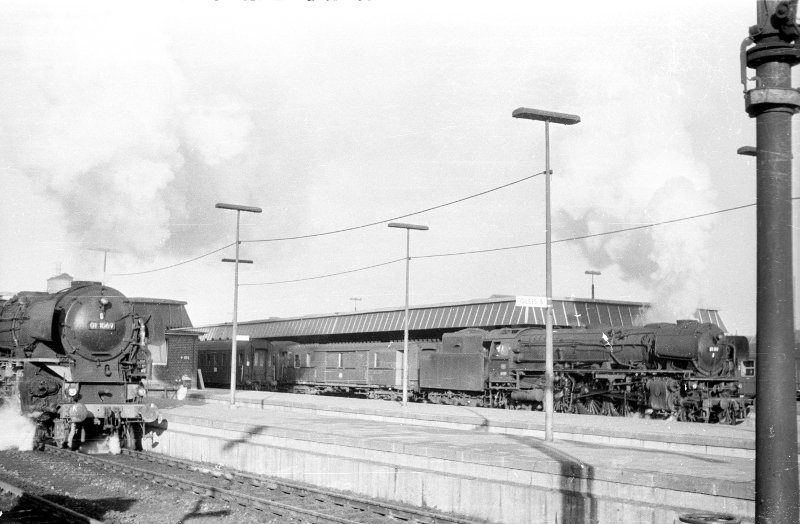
[402,229,410,407]
[591,278,595,300]
[216,202,261,408]
[753,64,798,524]
[230,210,241,407]
[388,221,427,407]
[743,4,799,522]
[544,120,554,443]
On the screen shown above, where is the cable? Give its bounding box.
[418,202,761,260]
[111,242,235,276]
[244,171,546,243]
[241,199,799,286]
[240,258,405,286]
[110,172,544,276]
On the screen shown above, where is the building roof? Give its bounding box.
[185,295,728,342]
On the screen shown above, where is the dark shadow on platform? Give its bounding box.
[223,424,268,451]
[504,432,599,524]
[145,419,170,449]
[459,408,598,523]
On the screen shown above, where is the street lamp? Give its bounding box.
[512,107,580,442]
[585,270,601,300]
[350,297,362,312]
[388,222,429,406]
[216,202,262,406]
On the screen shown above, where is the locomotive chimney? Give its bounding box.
[46,273,73,294]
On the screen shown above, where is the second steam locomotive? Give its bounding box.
[199,320,753,424]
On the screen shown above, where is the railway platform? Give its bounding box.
[141,389,791,524]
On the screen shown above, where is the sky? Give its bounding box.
[0,0,797,336]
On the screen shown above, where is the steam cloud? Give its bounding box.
[0,8,255,270]
[0,395,36,452]
[558,62,716,324]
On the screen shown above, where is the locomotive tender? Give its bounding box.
[198,320,753,423]
[0,281,159,449]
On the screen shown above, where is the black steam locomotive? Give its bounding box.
[0,281,159,449]
[198,320,753,424]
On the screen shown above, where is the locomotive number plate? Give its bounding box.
[88,321,115,330]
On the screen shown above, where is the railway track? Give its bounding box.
[44,446,485,524]
[0,477,102,524]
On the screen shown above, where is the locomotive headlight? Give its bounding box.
[66,383,79,397]
[136,384,147,397]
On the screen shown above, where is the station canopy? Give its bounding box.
[186,295,727,342]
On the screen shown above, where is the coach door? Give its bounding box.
[252,348,268,389]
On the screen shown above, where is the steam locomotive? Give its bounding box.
[0,281,159,449]
[198,320,753,424]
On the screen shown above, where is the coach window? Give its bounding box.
[338,353,343,368]
[305,353,311,367]
[293,354,300,368]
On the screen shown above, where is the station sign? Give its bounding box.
[515,296,549,308]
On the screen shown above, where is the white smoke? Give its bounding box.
[0,395,37,452]
[0,5,256,273]
[557,48,715,323]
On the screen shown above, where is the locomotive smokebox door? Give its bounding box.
[61,288,132,359]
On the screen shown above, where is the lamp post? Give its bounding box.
[216,202,262,406]
[350,297,362,312]
[512,107,580,442]
[388,222,428,406]
[585,270,601,300]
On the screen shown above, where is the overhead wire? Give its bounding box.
[110,172,545,276]
[112,184,798,281]
[244,171,547,243]
[239,258,405,287]
[241,199,799,286]
[112,242,236,276]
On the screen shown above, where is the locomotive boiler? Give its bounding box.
[0,281,159,449]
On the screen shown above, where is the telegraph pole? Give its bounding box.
[742,2,799,523]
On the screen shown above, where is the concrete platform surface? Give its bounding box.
[141,390,788,523]
[186,389,771,459]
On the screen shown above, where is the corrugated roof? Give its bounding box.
[187,297,654,341]
[186,296,727,342]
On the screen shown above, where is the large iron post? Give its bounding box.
[743,2,800,523]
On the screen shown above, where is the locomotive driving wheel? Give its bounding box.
[576,398,601,415]
[600,400,618,416]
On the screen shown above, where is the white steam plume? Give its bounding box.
[0,395,36,452]
[557,57,715,323]
[0,7,256,279]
